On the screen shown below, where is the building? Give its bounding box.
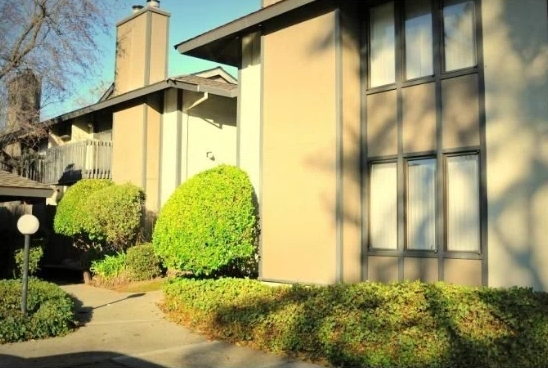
[174,0,548,290]
[2,1,239,215]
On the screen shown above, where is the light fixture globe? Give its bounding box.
[17,214,39,235]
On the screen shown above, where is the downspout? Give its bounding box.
[184,92,209,111]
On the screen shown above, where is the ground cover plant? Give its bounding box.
[161,278,548,368]
[0,279,75,343]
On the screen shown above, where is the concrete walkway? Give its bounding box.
[0,284,325,368]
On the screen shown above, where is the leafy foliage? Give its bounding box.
[53,179,114,243]
[0,279,75,343]
[153,165,259,277]
[126,243,162,281]
[53,180,145,253]
[13,242,44,278]
[162,279,548,368]
[85,183,145,252]
[90,253,127,279]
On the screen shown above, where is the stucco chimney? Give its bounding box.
[5,69,41,159]
[114,2,170,95]
[7,69,41,130]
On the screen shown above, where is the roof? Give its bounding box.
[191,67,238,84]
[173,74,237,91]
[39,73,238,126]
[174,0,321,66]
[0,170,53,202]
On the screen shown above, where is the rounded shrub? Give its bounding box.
[126,243,162,281]
[153,165,259,277]
[53,179,114,240]
[85,183,145,252]
[0,278,75,343]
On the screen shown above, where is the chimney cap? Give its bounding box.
[132,5,144,13]
[147,0,160,8]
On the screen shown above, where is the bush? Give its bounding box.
[161,279,548,368]
[13,242,44,278]
[54,180,145,253]
[153,165,259,277]
[0,279,75,343]
[85,183,145,252]
[90,253,127,280]
[126,243,162,281]
[53,179,114,242]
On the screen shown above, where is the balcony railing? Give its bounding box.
[44,140,113,184]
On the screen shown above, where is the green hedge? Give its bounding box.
[54,179,114,240]
[0,279,75,343]
[153,165,259,277]
[126,243,162,281]
[54,180,145,253]
[85,183,145,252]
[162,279,548,368]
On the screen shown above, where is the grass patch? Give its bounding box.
[161,278,548,368]
[111,278,166,293]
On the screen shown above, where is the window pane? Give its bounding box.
[370,162,398,249]
[443,0,477,71]
[405,0,433,79]
[447,155,480,252]
[370,2,395,87]
[407,159,436,250]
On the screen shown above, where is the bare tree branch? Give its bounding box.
[0,0,123,175]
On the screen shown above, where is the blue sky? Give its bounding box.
[45,0,260,118]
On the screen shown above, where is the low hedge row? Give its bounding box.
[161,278,548,368]
[0,279,75,343]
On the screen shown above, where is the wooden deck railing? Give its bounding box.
[44,140,113,184]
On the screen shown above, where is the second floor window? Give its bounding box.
[368,0,477,88]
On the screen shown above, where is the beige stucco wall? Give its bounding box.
[340,4,362,283]
[159,89,238,209]
[160,89,179,207]
[116,13,147,94]
[111,104,145,188]
[71,117,92,142]
[261,11,338,284]
[238,32,262,197]
[149,13,169,85]
[482,0,548,290]
[115,8,169,95]
[146,95,161,212]
[184,92,237,180]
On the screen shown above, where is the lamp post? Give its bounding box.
[16,214,40,316]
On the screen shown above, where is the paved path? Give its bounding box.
[0,284,324,368]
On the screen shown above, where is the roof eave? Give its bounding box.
[43,78,236,125]
[174,0,320,65]
[0,186,53,199]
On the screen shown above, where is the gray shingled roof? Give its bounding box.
[0,170,53,201]
[173,74,238,92]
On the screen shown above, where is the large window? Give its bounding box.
[369,0,477,87]
[443,0,477,71]
[369,162,398,250]
[369,154,480,252]
[407,159,436,250]
[370,2,395,87]
[446,155,480,251]
[405,0,433,80]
